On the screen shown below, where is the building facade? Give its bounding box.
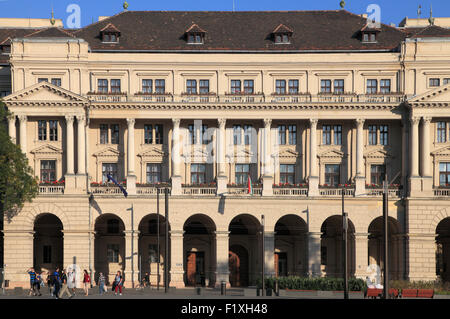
[1,10,450,288]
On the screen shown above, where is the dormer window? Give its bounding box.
[185,24,206,44]
[360,24,380,43]
[100,23,121,43]
[272,24,293,44]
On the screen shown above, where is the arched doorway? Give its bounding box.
[138,214,170,287]
[94,214,125,285]
[33,214,63,273]
[368,216,402,280]
[228,214,261,287]
[436,218,450,282]
[320,215,356,278]
[274,215,308,277]
[183,214,216,287]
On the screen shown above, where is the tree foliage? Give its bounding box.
[0,101,38,222]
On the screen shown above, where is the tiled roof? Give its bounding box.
[73,10,406,52]
[409,25,450,38]
[24,27,76,38]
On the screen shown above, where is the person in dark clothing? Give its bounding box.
[52,268,61,299]
[33,272,42,296]
[27,268,37,296]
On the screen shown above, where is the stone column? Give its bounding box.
[262,118,273,196]
[307,232,322,277]
[354,233,369,279]
[77,115,86,175]
[169,229,185,288]
[421,116,433,195]
[216,119,227,195]
[126,118,136,195]
[62,230,91,289]
[406,234,437,282]
[171,119,182,195]
[8,115,16,143]
[264,231,276,277]
[124,230,140,288]
[308,119,319,196]
[409,116,421,196]
[215,230,230,287]
[355,119,366,196]
[18,115,27,154]
[3,230,34,288]
[65,115,75,175]
[401,120,408,194]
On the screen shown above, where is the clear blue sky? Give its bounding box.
[0,0,448,27]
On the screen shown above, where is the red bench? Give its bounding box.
[366,288,383,299]
[401,289,418,298]
[389,288,399,299]
[417,289,434,298]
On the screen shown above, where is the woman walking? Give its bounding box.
[113,271,123,296]
[46,271,53,296]
[82,270,90,296]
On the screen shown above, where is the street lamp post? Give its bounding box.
[157,186,160,291]
[383,174,389,299]
[164,187,169,293]
[261,214,265,297]
[342,188,349,300]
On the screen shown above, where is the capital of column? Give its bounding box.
[309,118,318,127]
[307,232,322,239]
[126,118,135,127]
[356,118,365,128]
[76,114,86,123]
[8,115,15,124]
[263,118,272,128]
[218,118,226,129]
[214,230,230,237]
[18,115,27,123]
[124,230,140,236]
[172,118,181,128]
[410,116,421,126]
[65,115,75,124]
[169,229,185,237]
[422,116,432,124]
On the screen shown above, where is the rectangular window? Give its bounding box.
[244,125,252,145]
[444,78,450,85]
[369,125,377,145]
[146,163,162,184]
[380,79,391,93]
[322,125,331,145]
[102,163,118,183]
[439,163,450,186]
[51,78,61,87]
[367,79,378,94]
[371,165,386,186]
[199,80,210,94]
[333,125,342,145]
[43,245,52,264]
[280,164,295,184]
[288,125,297,145]
[38,120,47,141]
[276,80,286,94]
[100,124,109,144]
[155,79,165,93]
[142,79,153,93]
[321,80,332,93]
[243,80,254,94]
[155,124,163,144]
[110,124,119,144]
[334,79,344,94]
[98,79,108,93]
[430,78,440,87]
[38,78,48,83]
[107,244,120,263]
[288,80,299,94]
[233,125,242,145]
[437,122,446,143]
[321,246,327,265]
[201,125,208,145]
[110,79,121,93]
[190,164,206,185]
[40,160,56,182]
[188,124,196,144]
[379,125,388,146]
[325,164,340,187]
[186,79,197,94]
[278,125,286,145]
[231,80,241,94]
[49,120,58,141]
[235,164,250,185]
[144,124,153,144]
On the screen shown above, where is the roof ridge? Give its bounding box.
[73,10,127,35]
[24,27,76,38]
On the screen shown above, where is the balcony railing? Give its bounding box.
[319,188,355,197]
[273,187,308,196]
[91,185,124,195]
[182,186,217,196]
[434,188,450,197]
[38,185,65,194]
[85,92,406,104]
[365,188,404,197]
[226,187,263,196]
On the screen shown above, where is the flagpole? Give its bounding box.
[157,186,160,291]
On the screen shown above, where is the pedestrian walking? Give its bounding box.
[27,268,36,296]
[67,269,76,296]
[98,272,106,295]
[82,270,90,296]
[33,272,42,296]
[52,268,61,299]
[113,271,123,296]
[143,272,150,287]
[58,269,73,299]
[46,271,53,296]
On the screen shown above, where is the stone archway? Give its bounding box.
[33,213,64,274]
[229,244,249,287]
[436,217,450,282]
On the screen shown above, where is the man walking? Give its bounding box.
[52,268,61,299]
[59,269,73,299]
[27,268,36,296]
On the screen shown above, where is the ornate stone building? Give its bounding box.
[1,10,450,288]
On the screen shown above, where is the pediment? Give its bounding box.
[431,145,450,157]
[232,148,255,158]
[318,149,345,158]
[138,147,167,158]
[274,148,299,158]
[93,147,122,158]
[30,144,63,154]
[183,147,211,159]
[364,149,393,159]
[408,82,450,105]
[3,82,88,104]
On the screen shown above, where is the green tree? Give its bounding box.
[0,101,38,263]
